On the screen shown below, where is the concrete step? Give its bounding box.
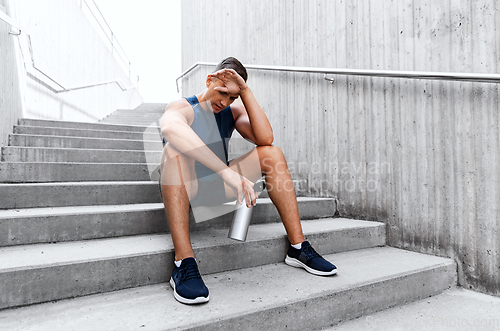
[114,108,165,114]
[0,247,456,330]
[13,126,161,141]
[132,103,167,111]
[324,288,500,331]
[99,119,166,126]
[110,112,164,117]
[0,181,162,209]
[18,118,159,132]
[1,146,163,163]
[9,134,163,150]
[0,162,160,183]
[0,197,336,246]
[101,114,163,119]
[0,218,386,309]
[99,117,162,124]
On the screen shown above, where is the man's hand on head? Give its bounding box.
[209,69,248,95]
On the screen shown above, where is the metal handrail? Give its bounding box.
[176,61,500,92]
[0,6,137,93]
[81,0,135,79]
[0,8,21,32]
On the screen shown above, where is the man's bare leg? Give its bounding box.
[160,143,198,261]
[256,145,305,245]
[227,145,305,245]
[161,144,211,304]
[228,145,337,276]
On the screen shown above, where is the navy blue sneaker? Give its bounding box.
[169,257,209,304]
[285,241,337,276]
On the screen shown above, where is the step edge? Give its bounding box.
[0,198,334,218]
[19,119,160,131]
[9,133,161,144]
[184,257,456,330]
[0,220,381,271]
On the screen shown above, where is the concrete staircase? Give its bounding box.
[0,104,456,330]
[99,103,168,126]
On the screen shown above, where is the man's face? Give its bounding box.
[207,79,239,113]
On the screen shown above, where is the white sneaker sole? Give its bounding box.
[285,256,338,276]
[169,278,210,304]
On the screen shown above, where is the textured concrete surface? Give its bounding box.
[129,103,168,112]
[13,126,161,140]
[0,198,336,246]
[0,0,23,149]
[0,162,158,182]
[100,120,164,126]
[325,288,500,331]
[0,247,455,331]
[0,181,162,209]
[1,146,163,163]
[0,203,167,246]
[9,134,163,150]
[100,114,163,119]
[100,118,163,125]
[0,218,385,309]
[18,118,158,132]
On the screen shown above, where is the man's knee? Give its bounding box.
[160,144,196,186]
[257,145,287,173]
[161,144,192,171]
[163,143,183,160]
[257,145,284,160]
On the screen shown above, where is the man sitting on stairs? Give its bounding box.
[159,57,337,305]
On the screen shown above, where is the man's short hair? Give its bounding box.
[214,57,248,82]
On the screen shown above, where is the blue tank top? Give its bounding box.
[163,95,235,178]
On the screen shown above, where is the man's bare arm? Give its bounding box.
[160,101,256,205]
[160,102,229,174]
[210,69,273,146]
[234,88,274,146]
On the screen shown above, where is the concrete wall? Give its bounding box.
[0,0,23,147]
[0,0,142,147]
[181,0,500,296]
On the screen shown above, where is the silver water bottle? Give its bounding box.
[228,195,254,241]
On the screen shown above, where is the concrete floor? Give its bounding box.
[325,288,500,331]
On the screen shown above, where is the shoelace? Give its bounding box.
[302,245,321,261]
[179,263,202,282]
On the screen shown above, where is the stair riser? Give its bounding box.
[0,208,167,247]
[1,147,163,163]
[14,126,161,141]
[114,109,165,114]
[101,115,163,119]
[193,263,456,331]
[0,163,160,183]
[118,106,166,113]
[0,253,171,310]
[110,110,164,119]
[18,119,159,132]
[9,135,163,151]
[0,224,385,309]
[0,199,336,246]
[100,118,163,121]
[99,120,166,125]
[99,120,162,125]
[0,183,162,209]
[129,103,167,111]
[195,225,386,275]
